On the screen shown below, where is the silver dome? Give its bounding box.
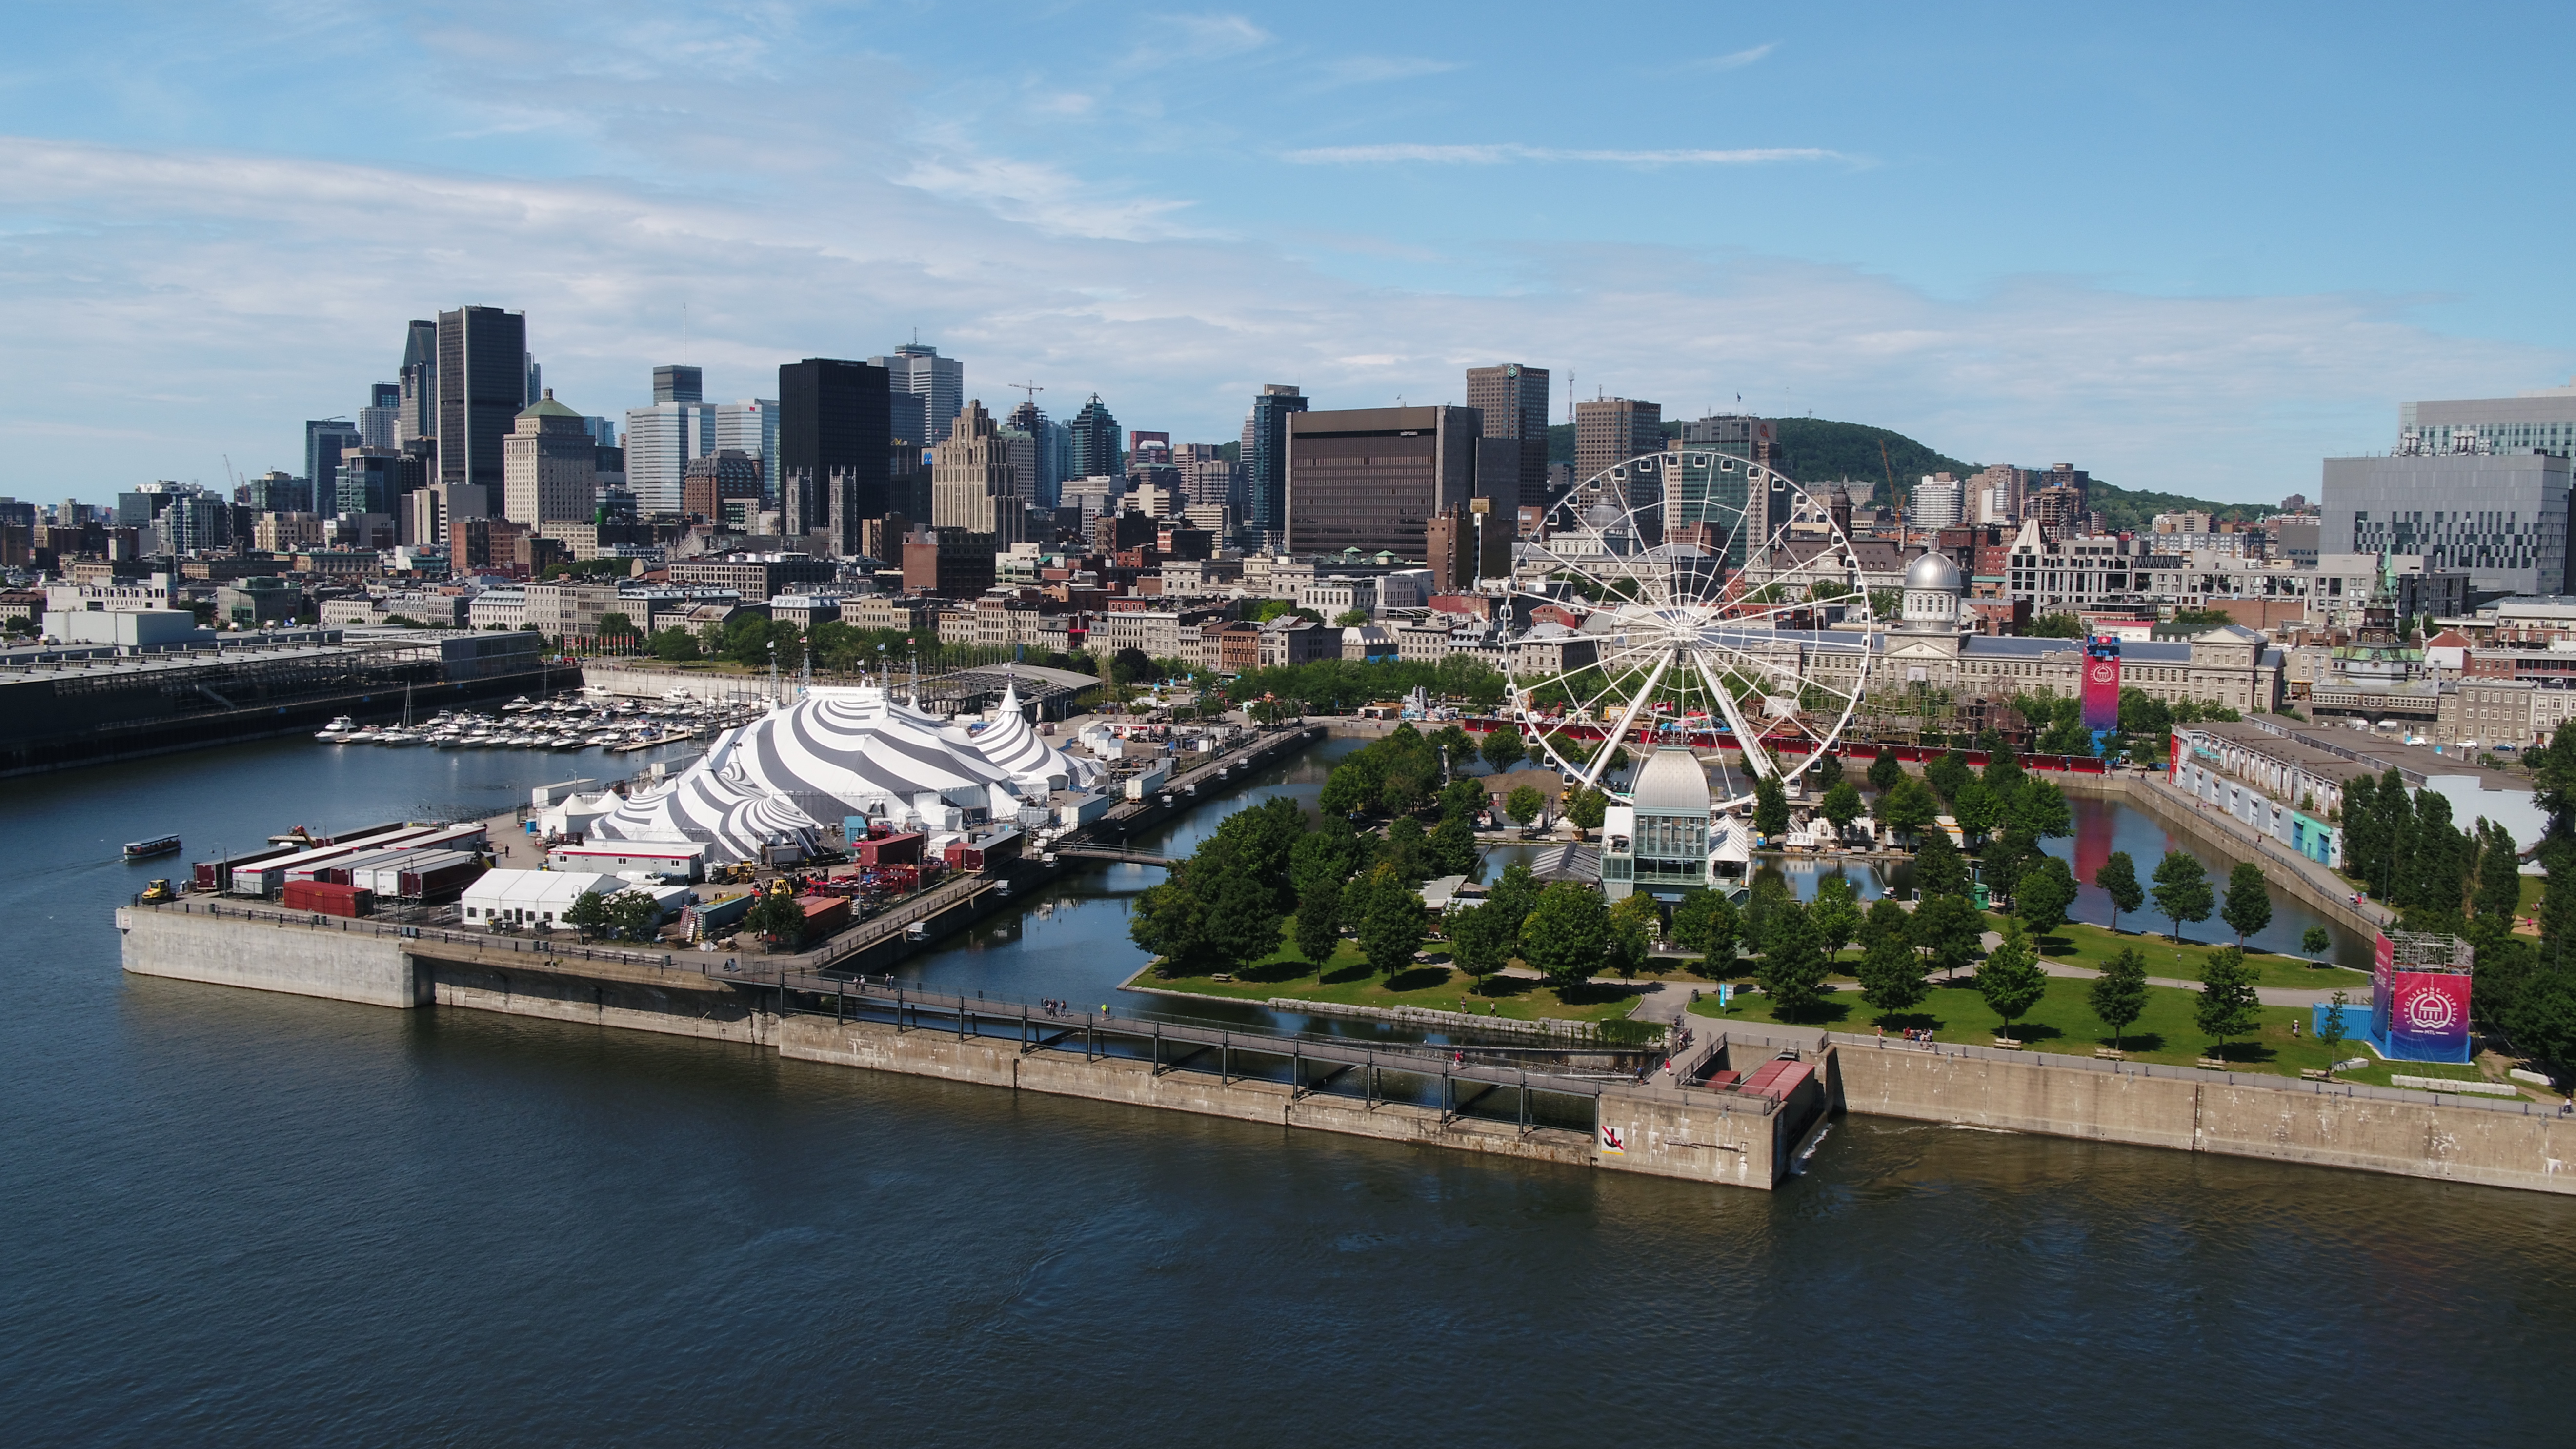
[1904,549,1963,592]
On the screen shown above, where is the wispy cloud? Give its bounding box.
[1686,42,1777,72]
[1316,55,1462,87]
[1283,143,1847,166]
[1128,12,1274,68]
[894,146,1203,242]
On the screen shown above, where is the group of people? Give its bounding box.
[1875,1025,1938,1048]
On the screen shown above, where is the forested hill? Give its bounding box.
[1544,415,2264,528]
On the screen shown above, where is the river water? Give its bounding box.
[4,736,2570,1446]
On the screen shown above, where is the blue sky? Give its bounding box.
[3,0,2571,504]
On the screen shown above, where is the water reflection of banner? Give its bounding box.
[2081,637,2121,732]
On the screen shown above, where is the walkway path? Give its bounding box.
[2130,771,2394,933]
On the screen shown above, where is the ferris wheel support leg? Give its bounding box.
[1696,652,1776,781]
[1581,651,1670,791]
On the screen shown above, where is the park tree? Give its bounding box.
[1378,816,1435,884]
[606,890,663,942]
[1429,812,1480,879]
[743,892,810,949]
[1290,819,1365,897]
[2220,862,2273,947]
[1505,785,1547,830]
[1352,866,1427,976]
[1814,751,1844,789]
[1293,880,1343,966]
[1518,881,1610,989]
[2016,854,2077,936]
[2088,946,2149,1052]
[2094,851,2144,933]
[1672,890,1738,977]
[1753,774,1791,838]
[1820,781,1863,838]
[564,889,614,942]
[2301,925,2332,958]
[2012,778,2073,840]
[1951,779,2002,843]
[1857,919,1928,1019]
[1739,874,1792,956]
[1912,827,1971,898]
[1912,893,1984,981]
[1447,899,1518,977]
[1860,896,1910,950]
[1567,787,1609,831]
[2152,850,2214,940]
[2195,945,2263,1059]
[1485,861,1542,933]
[1608,893,1658,980]
[1811,874,1864,960]
[2474,821,2522,924]
[1982,745,2026,798]
[2315,989,2352,1079]
[1880,776,1938,844]
[1867,746,1903,793]
[1756,900,1831,1021]
[1976,921,2048,1040]
[1925,749,1972,802]
[1480,726,1528,773]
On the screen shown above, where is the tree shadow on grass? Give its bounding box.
[1382,966,1455,994]
[1999,1021,2064,1043]
[1319,961,1375,986]
[2210,1041,2278,1065]
[1876,1011,1946,1033]
[1233,958,1313,985]
[1557,980,1648,1007]
[1774,997,1853,1026]
[1471,974,1539,1000]
[2103,1031,2164,1053]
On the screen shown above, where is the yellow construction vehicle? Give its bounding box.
[139,879,176,903]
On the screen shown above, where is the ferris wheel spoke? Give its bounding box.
[1582,649,1672,789]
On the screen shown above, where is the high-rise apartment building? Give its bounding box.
[623,401,716,516]
[1067,394,1122,481]
[503,392,601,526]
[1912,474,1965,530]
[1243,384,1308,547]
[779,357,890,551]
[682,450,764,528]
[715,399,780,503]
[1285,405,1482,558]
[1574,397,1662,482]
[932,400,1026,544]
[436,305,530,493]
[1005,399,1063,511]
[1465,364,1550,508]
[870,343,964,447]
[360,383,402,450]
[304,419,362,498]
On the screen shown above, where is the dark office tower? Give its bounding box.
[1244,383,1307,546]
[304,418,361,498]
[653,365,704,404]
[436,305,530,491]
[778,357,889,552]
[1065,393,1121,481]
[1286,405,1481,558]
[1465,364,1550,508]
[398,319,438,442]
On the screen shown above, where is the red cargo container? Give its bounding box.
[942,829,1023,873]
[281,880,374,917]
[854,831,923,868]
[400,857,484,902]
[797,896,851,937]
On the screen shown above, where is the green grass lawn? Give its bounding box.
[2005,916,2371,990]
[1130,930,1647,1024]
[1687,975,2380,1076]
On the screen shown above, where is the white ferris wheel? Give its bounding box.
[1498,449,1875,811]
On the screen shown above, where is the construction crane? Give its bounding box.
[1008,381,1044,411]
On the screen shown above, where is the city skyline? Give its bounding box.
[5,0,2576,503]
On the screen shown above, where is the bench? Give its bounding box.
[1991,1037,2023,1049]
[2197,1057,2231,1070]
[2300,1068,2329,1081]
[2094,1047,2125,1061]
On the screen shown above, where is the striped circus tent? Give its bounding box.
[589,768,824,864]
[704,685,1025,826]
[947,682,1103,794]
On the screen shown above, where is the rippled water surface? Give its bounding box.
[4,735,2570,1446]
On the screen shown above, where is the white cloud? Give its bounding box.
[1129,13,1274,68]
[1316,55,1463,86]
[1686,42,1777,72]
[1282,143,1849,166]
[0,134,2559,504]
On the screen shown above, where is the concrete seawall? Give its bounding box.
[117,906,430,1008]
[1833,1043,2576,1195]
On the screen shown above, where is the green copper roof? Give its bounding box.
[518,389,581,420]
